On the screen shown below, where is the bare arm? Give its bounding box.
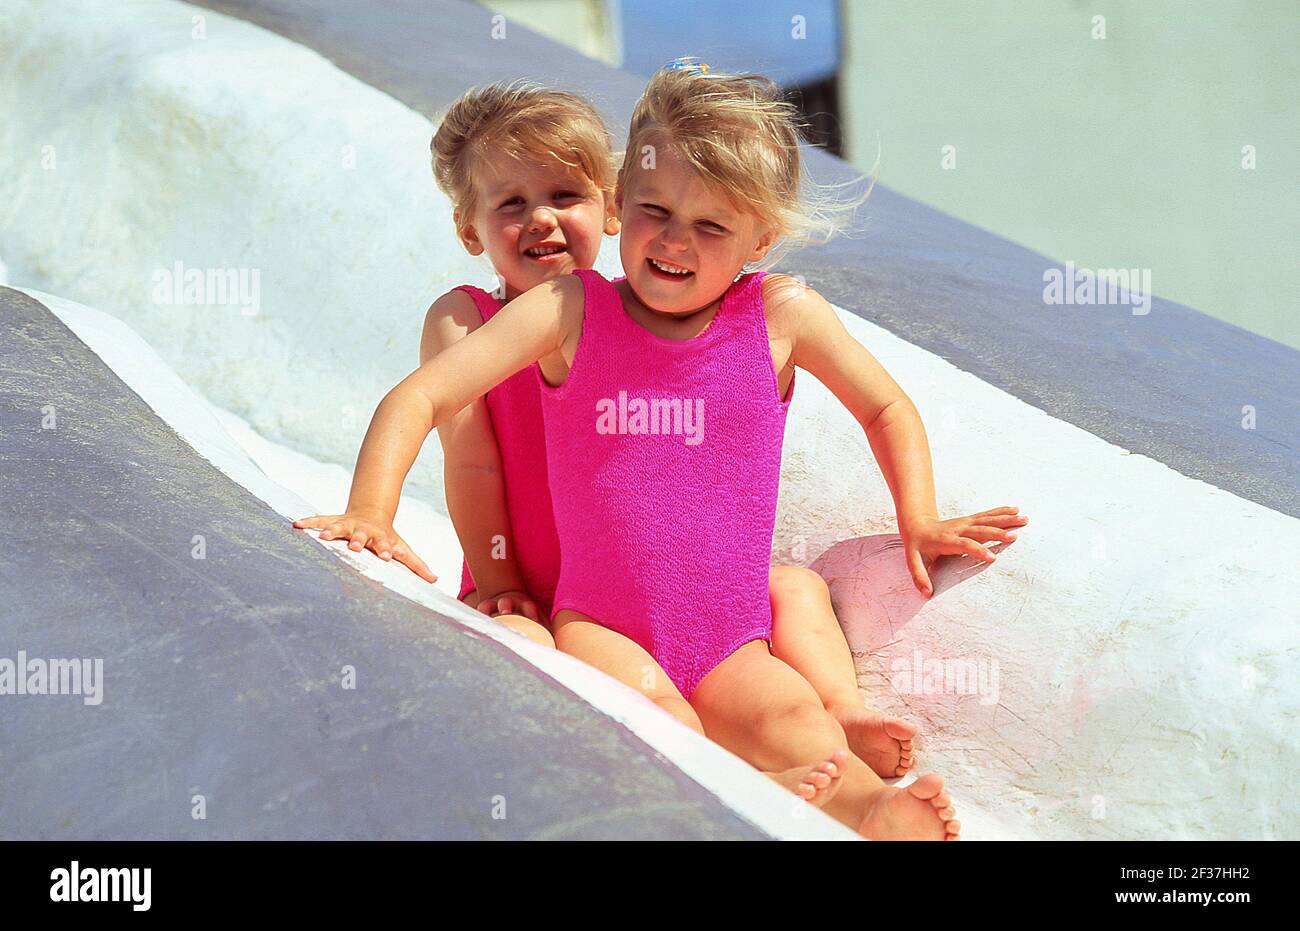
[345,274,580,522]
[779,278,936,524]
[420,290,531,610]
[776,276,1025,595]
[294,274,583,583]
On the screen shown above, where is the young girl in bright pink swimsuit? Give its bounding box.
[298,69,1028,837]
[543,265,785,700]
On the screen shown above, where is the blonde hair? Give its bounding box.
[618,60,873,269]
[431,80,617,237]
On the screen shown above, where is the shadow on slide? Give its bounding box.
[813,533,1009,651]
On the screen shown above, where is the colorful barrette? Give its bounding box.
[663,57,712,76]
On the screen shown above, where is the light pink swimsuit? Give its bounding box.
[453,284,561,619]
[540,269,795,697]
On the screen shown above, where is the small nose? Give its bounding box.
[528,205,558,232]
[657,218,689,251]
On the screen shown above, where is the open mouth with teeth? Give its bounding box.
[646,257,694,280]
[524,242,568,261]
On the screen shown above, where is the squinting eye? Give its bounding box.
[498,196,524,209]
[556,191,582,200]
[700,222,727,234]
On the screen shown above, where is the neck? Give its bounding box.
[622,283,722,323]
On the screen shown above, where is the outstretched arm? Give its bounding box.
[294,275,583,581]
[777,277,1025,596]
[422,290,536,618]
[346,274,579,519]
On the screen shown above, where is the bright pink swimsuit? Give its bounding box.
[453,284,561,618]
[540,269,795,697]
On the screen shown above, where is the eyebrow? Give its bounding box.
[635,186,739,224]
[484,179,589,200]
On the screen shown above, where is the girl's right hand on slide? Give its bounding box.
[291,511,438,583]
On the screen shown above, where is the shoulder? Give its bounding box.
[426,286,485,329]
[759,272,807,310]
[553,270,592,297]
[502,271,587,315]
[421,287,485,360]
[759,272,836,342]
[485,273,587,354]
[559,268,603,304]
[524,271,588,323]
[539,273,588,342]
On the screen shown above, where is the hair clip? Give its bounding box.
[662,57,712,76]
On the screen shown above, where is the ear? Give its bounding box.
[603,193,621,236]
[747,227,777,264]
[454,211,485,257]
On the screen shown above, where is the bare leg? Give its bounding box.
[769,566,917,778]
[691,641,960,840]
[551,609,704,734]
[550,610,847,807]
[460,589,555,649]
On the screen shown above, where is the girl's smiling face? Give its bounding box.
[458,154,616,300]
[617,142,775,316]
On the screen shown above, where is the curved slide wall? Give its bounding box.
[1,0,1296,839]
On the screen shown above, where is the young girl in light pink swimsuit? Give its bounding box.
[298,70,1028,837]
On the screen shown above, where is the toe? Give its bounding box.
[885,718,919,740]
[907,773,945,800]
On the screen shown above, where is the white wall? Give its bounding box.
[840,0,1300,349]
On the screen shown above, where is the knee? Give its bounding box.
[758,698,840,743]
[654,695,705,735]
[496,614,556,649]
[634,670,704,734]
[551,622,583,654]
[770,565,830,602]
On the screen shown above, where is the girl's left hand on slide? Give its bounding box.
[901,506,1028,597]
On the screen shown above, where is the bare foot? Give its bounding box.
[828,702,917,778]
[858,772,961,840]
[764,750,850,808]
